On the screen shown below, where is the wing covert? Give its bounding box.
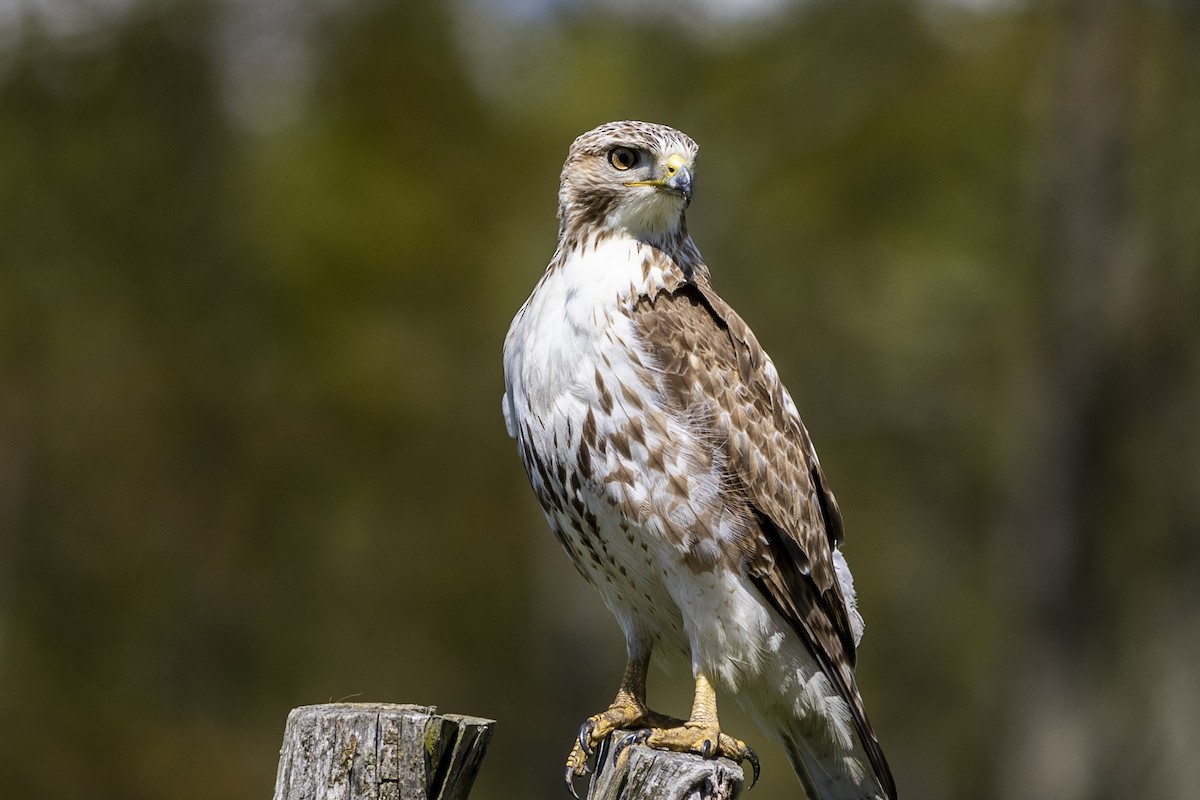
[631,279,894,798]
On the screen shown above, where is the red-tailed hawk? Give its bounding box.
[502,121,896,799]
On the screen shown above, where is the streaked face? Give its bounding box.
[559,121,699,239]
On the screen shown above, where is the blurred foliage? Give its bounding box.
[1,1,1198,799]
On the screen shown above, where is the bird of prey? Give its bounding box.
[502,121,896,800]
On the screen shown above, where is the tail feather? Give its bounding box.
[778,724,890,800]
[739,688,895,800]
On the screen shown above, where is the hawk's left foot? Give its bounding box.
[612,673,760,788]
[614,723,760,787]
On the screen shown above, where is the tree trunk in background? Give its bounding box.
[995,1,1133,798]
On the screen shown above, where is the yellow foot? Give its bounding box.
[613,722,760,788]
[564,702,682,796]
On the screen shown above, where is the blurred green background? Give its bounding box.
[2,0,1198,798]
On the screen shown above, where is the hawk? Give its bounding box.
[502,121,896,800]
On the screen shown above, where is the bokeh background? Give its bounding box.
[2,0,1198,798]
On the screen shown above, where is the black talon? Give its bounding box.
[577,720,596,757]
[743,746,761,789]
[613,729,650,759]
[565,766,580,799]
[699,739,714,758]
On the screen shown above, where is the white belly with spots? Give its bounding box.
[503,235,778,690]
[503,237,690,645]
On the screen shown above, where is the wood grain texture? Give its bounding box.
[587,734,744,800]
[272,703,494,800]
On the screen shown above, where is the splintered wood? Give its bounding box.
[272,703,493,800]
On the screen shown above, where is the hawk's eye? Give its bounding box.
[608,147,638,171]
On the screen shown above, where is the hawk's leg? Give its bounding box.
[564,647,682,794]
[615,672,760,786]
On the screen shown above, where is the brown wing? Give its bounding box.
[632,280,895,798]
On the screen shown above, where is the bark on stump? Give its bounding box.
[587,733,745,800]
[272,703,494,800]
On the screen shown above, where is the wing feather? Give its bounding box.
[631,279,895,798]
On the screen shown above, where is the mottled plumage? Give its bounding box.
[503,121,895,799]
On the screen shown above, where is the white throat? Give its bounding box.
[606,190,687,241]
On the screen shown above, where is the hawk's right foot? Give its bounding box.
[564,700,682,796]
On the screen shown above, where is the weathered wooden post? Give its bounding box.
[587,733,745,800]
[271,703,743,800]
[272,703,494,800]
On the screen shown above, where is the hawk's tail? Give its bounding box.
[739,693,894,800]
[776,722,891,800]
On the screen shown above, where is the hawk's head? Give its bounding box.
[558,121,699,242]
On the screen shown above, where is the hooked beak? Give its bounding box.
[627,153,693,206]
